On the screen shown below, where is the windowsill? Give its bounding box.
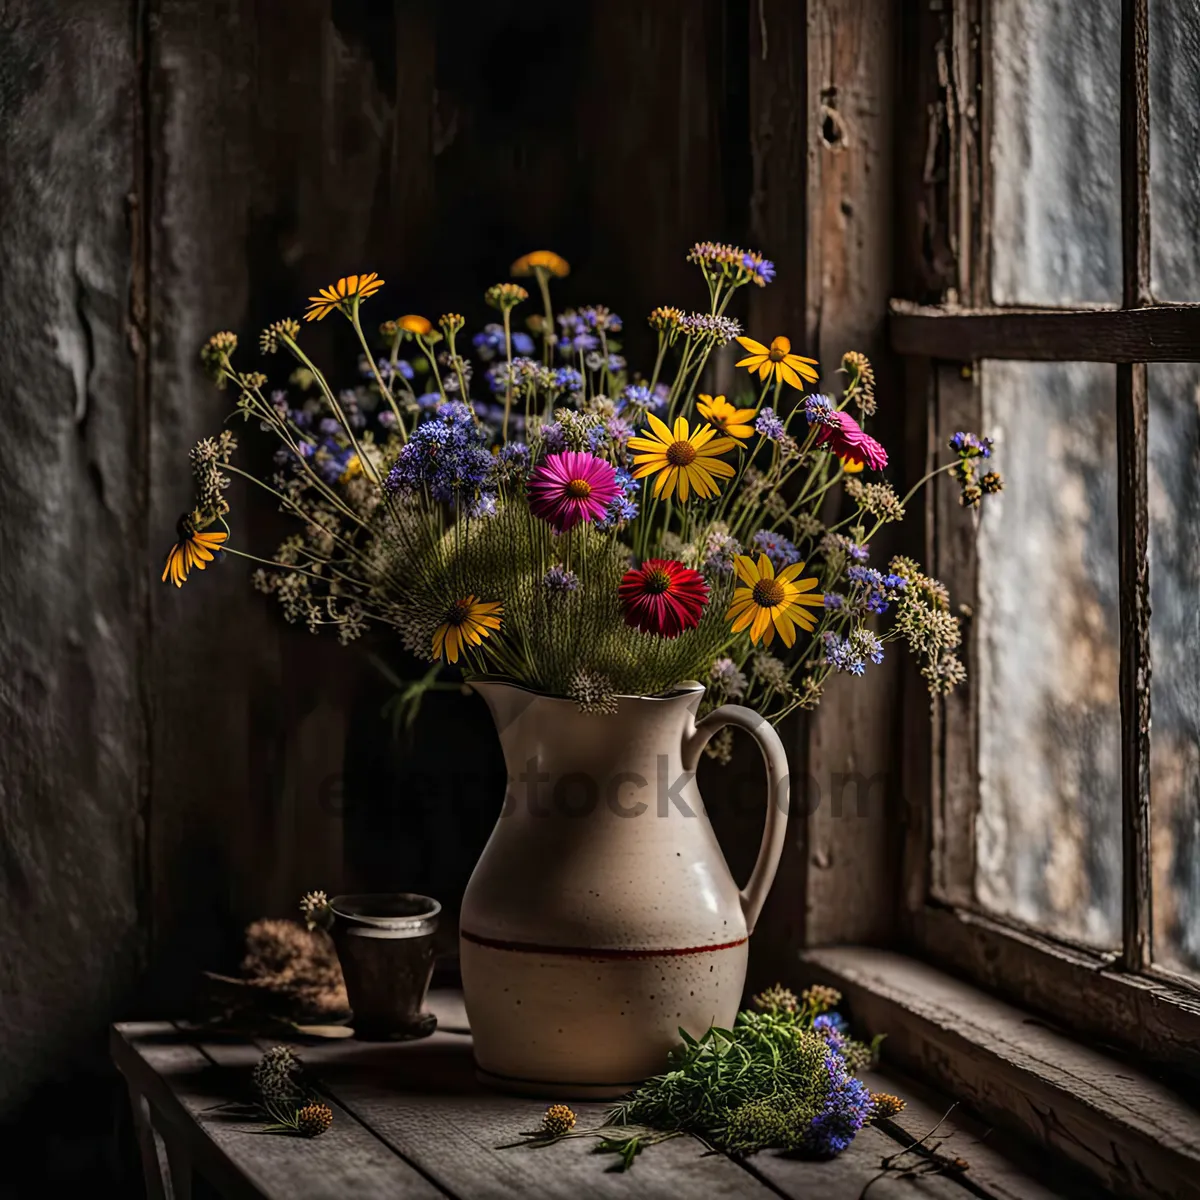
[800,946,1200,1200]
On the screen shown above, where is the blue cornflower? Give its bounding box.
[543,565,581,594]
[553,367,584,394]
[512,331,535,355]
[949,431,994,458]
[499,442,530,467]
[472,324,506,361]
[755,407,786,440]
[613,466,638,497]
[618,384,661,415]
[883,572,908,591]
[804,393,837,426]
[416,392,442,412]
[813,1013,849,1036]
[848,542,870,562]
[594,494,639,531]
[752,529,800,569]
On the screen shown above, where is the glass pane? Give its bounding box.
[975,362,1121,947]
[1149,364,1200,975]
[1149,0,1200,301]
[990,0,1122,305]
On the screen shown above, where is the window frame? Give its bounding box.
[892,0,1200,1077]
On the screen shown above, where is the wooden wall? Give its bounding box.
[0,0,900,1186]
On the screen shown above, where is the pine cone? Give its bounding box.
[295,1103,333,1138]
[541,1104,576,1137]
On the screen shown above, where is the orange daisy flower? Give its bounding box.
[304,273,385,322]
[162,517,227,587]
[735,335,819,389]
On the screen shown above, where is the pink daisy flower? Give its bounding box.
[814,410,888,471]
[527,451,622,532]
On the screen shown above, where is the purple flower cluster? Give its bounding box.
[557,310,601,355]
[595,467,640,531]
[846,565,907,614]
[553,367,584,395]
[702,528,741,575]
[755,407,786,440]
[472,322,536,362]
[752,529,800,569]
[361,355,414,384]
[618,383,667,417]
[949,431,994,458]
[542,565,580,594]
[384,400,493,504]
[802,1054,873,1157]
[741,251,776,286]
[822,628,885,676]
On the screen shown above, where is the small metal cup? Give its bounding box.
[328,893,440,1040]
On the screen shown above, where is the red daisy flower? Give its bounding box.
[814,409,888,471]
[619,559,710,638]
[528,451,622,532]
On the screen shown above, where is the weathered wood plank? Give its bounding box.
[802,946,1200,1199]
[861,1067,1084,1200]
[794,0,904,947]
[145,0,437,997]
[890,300,1200,362]
[275,1031,778,1200]
[0,0,144,1120]
[929,364,979,908]
[1117,0,1153,975]
[910,904,1200,1080]
[745,1122,967,1198]
[113,1023,442,1199]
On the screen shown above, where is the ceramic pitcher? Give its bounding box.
[460,680,789,1097]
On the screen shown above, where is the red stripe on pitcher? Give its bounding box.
[460,929,748,958]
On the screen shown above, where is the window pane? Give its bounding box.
[990,0,1122,305]
[975,362,1121,947]
[1149,0,1200,301]
[1149,364,1200,975]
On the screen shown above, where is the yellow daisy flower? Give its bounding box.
[304,273,385,322]
[161,518,227,588]
[397,314,434,336]
[432,596,503,664]
[511,250,570,278]
[735,334,819,389]
[726,553,826,648]
[628,414,737,501]
[696,394,758,440]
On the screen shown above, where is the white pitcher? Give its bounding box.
[460,680,790,1097]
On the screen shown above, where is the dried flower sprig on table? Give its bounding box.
[164,242,1002,727]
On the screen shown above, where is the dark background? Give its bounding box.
[0,0,905,1192]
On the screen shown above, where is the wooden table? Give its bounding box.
[112,992,1078,1199]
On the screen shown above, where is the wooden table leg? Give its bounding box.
[126,1083,171,1200]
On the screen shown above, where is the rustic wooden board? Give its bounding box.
[803,946,1200,1199]
[746,1122,966,1199]
[0,0,145,1118]
[795,0,904,948]
[890,300,1200,363]
[265,1030,778,1200]
[861,1067,1086,1200]
[114,1023,443,1199]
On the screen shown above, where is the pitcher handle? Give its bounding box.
[682,705,790,935]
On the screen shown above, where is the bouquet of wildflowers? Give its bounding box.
[166,244,1000,743]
